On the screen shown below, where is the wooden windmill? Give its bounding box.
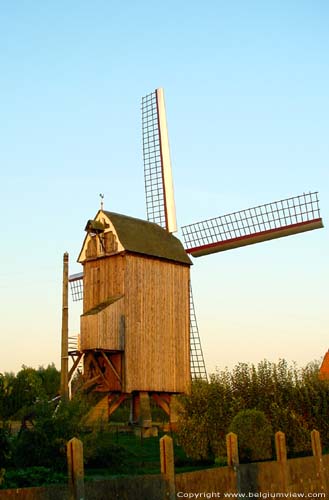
[63,88,323,430]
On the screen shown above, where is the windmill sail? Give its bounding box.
[142,88,177,233]
[190,284,207,380]
[69,272,83,302]
[182,192,323,257]
[142,88,207,380]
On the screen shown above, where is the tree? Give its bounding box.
[0,365,60,420]
[37,364,60,399]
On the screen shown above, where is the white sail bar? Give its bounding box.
[156,88,177,233]
[142,88,177,233]
[182,192,323,258]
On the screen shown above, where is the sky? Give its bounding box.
[0,1,328,375]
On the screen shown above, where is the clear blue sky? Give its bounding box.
[0,1,328,374]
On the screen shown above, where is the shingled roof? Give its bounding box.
[104,211,192,265]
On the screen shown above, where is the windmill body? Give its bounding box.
[74,210,191,425]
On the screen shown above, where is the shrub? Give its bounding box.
[0,467,66,489]
[12,396,90,471]
[228,409,273,462]
[83,425,129,470]
[0,426,11,467]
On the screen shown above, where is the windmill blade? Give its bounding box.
[142,88,177,233]
[69,272,83,301]
[190,284,208,381]
[182,192,323,258]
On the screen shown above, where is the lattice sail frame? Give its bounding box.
[142,89,177,233]
[69,272,83,302]
[189,284,207,380]
[182,192,323,257]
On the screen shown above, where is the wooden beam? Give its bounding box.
[81,374,102,391]
[87,352,112,389]
[68,352,84,383]
[108,394,128,416]
[100,352,122,384]
[152,393,170,416]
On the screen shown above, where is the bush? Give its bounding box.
[12,396,91,471]
[0,467,66,489]
[83,424,131,471]
[0,426,11,467]
[228,409,273,462]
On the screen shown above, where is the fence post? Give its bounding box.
[311,429,327,492]
[275,431,289,492]
[226,432,239,492]
[160,434,175,500]
[67,437,85,500]
[226,432,239,467]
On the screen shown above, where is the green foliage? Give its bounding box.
[177,359,329,461]
[36,363,60,399]
[0,373,15,420]
[12,395,90,470]
[0,467,66,489]
[228,409,272,462]
[0,425,11,467]
[0,364,61,420]
[83,424,131,471]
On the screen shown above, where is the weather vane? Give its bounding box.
[99,193,104,210]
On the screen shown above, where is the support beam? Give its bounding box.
[86,352,112,390]
[108,393,128,416]
[81,374,102,392]
[68,352,84,383]
[152,393,170,416]
[100,351,122,385]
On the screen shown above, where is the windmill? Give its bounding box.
[64,88,323,430]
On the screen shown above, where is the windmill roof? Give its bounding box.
[103,211,192,265]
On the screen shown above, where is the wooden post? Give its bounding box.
[226,432,239,467]
[160,435,175,500]
[60,252,69,399]
[311,429,327,492]
[139,391,152,427]
[67,437,85,500]
[226,432,240,493]
[275,431,288,492]
[169,394,182,432]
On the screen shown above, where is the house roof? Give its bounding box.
[103,211,192,265]
[319,350,329,380]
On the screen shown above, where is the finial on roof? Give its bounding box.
[99,193,104,210]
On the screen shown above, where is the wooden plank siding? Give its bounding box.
[124,254,190,394]
[80,296,125,351]
[81,251,190,394]
[82,254,125,312]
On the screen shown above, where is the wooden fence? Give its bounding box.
[0,429,328,499]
